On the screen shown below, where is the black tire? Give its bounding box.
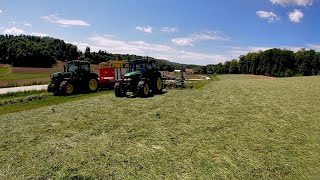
[88,77,99,93]
[60,81,74,95]
[114,82,126,97]
[137,81,151,97]
[47,83,55,93]
[154,76,163,94]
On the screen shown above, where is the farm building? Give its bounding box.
[184,68,197,74]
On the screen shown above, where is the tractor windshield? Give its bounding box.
[131,62,146,72]
[67,63,78,72]
[147,61,155,70]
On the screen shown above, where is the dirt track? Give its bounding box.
[0,85,48,94]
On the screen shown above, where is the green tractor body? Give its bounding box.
[114,58,164,97]
[48,60,99,95]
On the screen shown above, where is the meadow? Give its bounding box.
[0,75,319,179]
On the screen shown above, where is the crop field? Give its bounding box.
[0,65,53,87]
[0,75,319,179]
[0,62,100,87]
[0,66,11,74]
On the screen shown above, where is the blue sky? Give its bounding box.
[1,0,319,65]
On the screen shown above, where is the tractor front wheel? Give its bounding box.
[60,81,74,95]
[88,78,99,93]
[138,81,151,97]
[114,82,126,97]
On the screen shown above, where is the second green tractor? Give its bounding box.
[114,58,164,97]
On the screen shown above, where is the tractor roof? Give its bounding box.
[68,60,90,64]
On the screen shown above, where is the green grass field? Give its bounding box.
[0,74,48,81]
[0,66,11,74]
[0,75,319,179]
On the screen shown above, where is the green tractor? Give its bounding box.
[114,58,164,97]
[48,60,99,95]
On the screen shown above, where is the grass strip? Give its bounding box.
[0,90,112,115]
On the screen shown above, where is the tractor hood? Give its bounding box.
[124,71,142,77]
[51,71,73,79]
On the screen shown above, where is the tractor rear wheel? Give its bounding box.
[88,78,99,93]
[154,76,163,94]
[114,82,126,97]
[138,81,151,97]
[60,81,74,95]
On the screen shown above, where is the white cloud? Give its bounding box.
[269,0,313,6]
[73,36,320,65]
[136,26,152,33]
[172,38,194,46]
[288,9,303,23]
[70,41,91,51]
[41,14,90,27]
[162,27,178,33]
[74,35,227,65]
[256,11,280,22]
[24,23,32,27]
[31,32,48,37]
[3,27,25,35]
[0,10,2,14]
[172,32,229,46]
[307,44,320,51]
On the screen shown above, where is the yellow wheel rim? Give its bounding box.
[89,79,98,91]
[144,84,149,95]
[65,84,73,94]
[156,78,162,90]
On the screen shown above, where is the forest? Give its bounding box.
[206,48,320,77]
[0,35,79,67]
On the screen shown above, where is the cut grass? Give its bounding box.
[164,75,219,89]
[0,75,320,179]
[0,74,48,80]
[191,75,220,89]
[0,90,47,101]
[0,90,112,115]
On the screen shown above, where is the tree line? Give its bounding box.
[0,35,79,67]
[205,48,320,77]
[0,35,199,70]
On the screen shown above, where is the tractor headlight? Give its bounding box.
[124,78,132,81]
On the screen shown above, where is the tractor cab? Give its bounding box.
[64,60,91,74]
[129,59,156,73]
